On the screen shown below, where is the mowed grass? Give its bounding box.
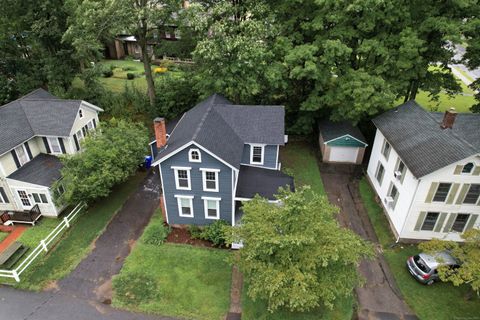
[279,140,326,195]
[112,240,232,320]
[98,59,149,93]
[10,172,145,290]
[242,282,354,320]
[358,177,480,320]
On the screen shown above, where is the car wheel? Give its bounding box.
[426,279,434,285]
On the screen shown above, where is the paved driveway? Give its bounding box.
[0,170,175,320]
[319,163,417,320]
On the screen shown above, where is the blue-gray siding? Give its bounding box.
[240,144,278,169]
[160,145,234,225]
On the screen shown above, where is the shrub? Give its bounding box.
[143,223,171,246]
[113,272,157,305]
[102,70,113,77]
[188,225,203,239]
[126,73,135,80]
[200,220,229,247]
[109,64,117,71]
[154,67,168,74]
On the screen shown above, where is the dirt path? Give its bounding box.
[58,170,161,303]
[319,163,417,320]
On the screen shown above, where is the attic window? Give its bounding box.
[189,149,201,162]
[78,109,83,118]
[462,162,474,174]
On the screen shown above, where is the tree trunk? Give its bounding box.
[137,27,156,108]
[409,80,419,101]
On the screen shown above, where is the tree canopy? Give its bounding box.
[227,187,374,312]
[54,119,148,205]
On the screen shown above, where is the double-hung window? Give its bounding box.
[14,145,30,166]
[47,137,62,154]
[433,183,451,202]
[201,168,219,192]
[375,162,385,185]
[175,195,194,217]
[451,214,470,232]
[250,145,264,165]
[421,212,439,231]
[0,187,9,204]
[381,140,391,160]
[463,184,480,204]
[202,197,220,219]
[172,167,191,190]
[32,193,48,204]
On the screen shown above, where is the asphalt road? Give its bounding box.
[452,44,480,81]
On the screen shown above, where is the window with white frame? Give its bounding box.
[202,197,220,219]
[173,167,191,190]
[463,184,480,204]
[251,145,264,165]
[375,162,385,185]
[32,193,48,204]
[451,214,470,232]
[87,120,94,130]
[462,163,474,174]
[421,212,439,231]
[433,183,451,203]
[381,140,391,160]
[201,169,219,192]
[175,195,194,217]
[78,109,84,118]
[0,187,9,203]
[14,145,30,166]
[47,137,62,154]
[189,149,201,162]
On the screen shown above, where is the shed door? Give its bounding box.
[329,147,358,163]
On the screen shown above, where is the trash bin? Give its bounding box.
[144,155,152,169]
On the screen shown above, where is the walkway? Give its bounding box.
[0,170,175,320]
[319,163,417,320]
[226,265,243,320]
[0,226,27,252]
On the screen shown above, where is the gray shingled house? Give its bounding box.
[367,100,479,241]
[151,94,294,226]
[0,89,102,222]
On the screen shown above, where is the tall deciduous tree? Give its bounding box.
[227,187,374,312]
[419,229,480,296]
[55,119,148,205]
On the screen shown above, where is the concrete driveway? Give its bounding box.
[0,170,176,320]
[319,163,418,320]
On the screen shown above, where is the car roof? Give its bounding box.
[419,251,458,268]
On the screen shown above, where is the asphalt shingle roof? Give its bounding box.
[318,120,367,144]
[0,89,89,156]
[373,100,479,178]
[155,94,285,168]
[236,165,294,200]
[7,154,63,187]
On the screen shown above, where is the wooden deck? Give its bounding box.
[1,205,42,226]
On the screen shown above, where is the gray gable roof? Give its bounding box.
[236,165,294,200]
[373,101,479,178]
[318,120,367,144]
[7,154,62,187]
[155,94,285,169]
[0,89,98,156]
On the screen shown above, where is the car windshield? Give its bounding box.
[413,255,431,273]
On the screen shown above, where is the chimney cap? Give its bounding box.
[154,117,165,123]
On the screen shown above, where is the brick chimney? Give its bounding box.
[440,108,457,129]
[154,117,167,148]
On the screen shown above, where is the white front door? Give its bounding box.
[329,147,358,163]
[16,189,33,210]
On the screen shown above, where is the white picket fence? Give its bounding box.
[0,202,86,282]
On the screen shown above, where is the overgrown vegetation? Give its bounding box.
[141,210,171,246]
[189,220,229,247]
[358,177,480,320]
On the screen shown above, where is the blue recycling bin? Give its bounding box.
[144,155,152,169]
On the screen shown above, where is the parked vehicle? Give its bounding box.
[406,251,459,285]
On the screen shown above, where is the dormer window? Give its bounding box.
[462,162,474,174]
[189,149,201,162]
[78,109,83,118]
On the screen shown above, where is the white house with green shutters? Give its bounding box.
[367,101,479,242]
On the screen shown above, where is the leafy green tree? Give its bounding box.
[419,229,480,296]
[55,119,148,205]
[227,187,374,312]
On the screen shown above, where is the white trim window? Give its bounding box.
[47,137,62,154]
[381,140,391,160]
[87,120,94,130]
[175,195,194,217]
[202,197,220,219]
[14,145,30,166]
[189,149,201,162]
[462,162,474,174]
[201,168,220,192]
[172,166,191,190]
[250,144,265,165]
[78,109,84,118]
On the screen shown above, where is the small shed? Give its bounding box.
[318,121,367,164]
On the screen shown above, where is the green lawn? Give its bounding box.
[242,282,354,320]
[280,140,326,195]
[9,172,145,290]
[112,211,232,320]
[97,59,149,93]
[358,177,480,320]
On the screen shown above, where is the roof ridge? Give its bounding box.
[192,98,215,140]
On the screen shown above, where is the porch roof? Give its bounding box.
[235,165,294,201]
[7,154,63,187]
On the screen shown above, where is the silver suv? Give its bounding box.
[406,251,459,285]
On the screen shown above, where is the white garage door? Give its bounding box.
[329,147,358,163]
